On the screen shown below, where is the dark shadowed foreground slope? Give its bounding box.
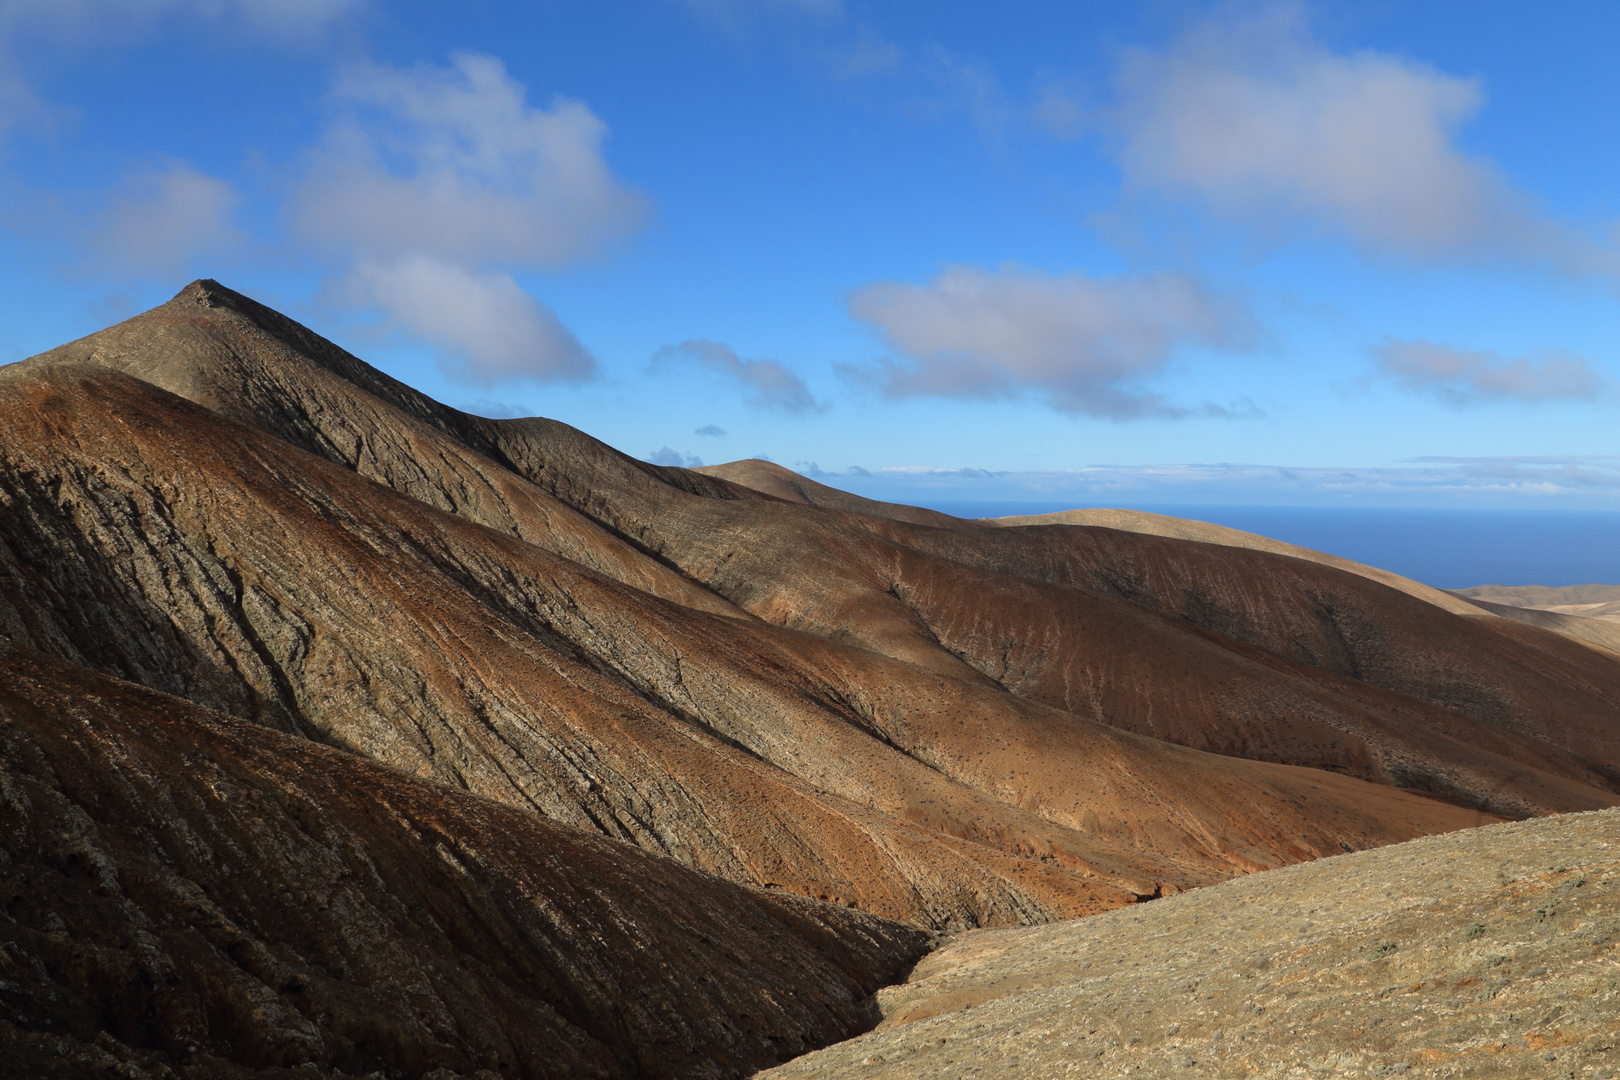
[0,641,929,1080]
[763,807,1620,1080]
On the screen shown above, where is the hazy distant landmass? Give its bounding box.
[1455,583,1620,621]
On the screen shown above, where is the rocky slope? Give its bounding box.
[0,357,1503,927]
[4,286,1578,894]
[999,509,1620,657]
[0,640,930,1079]
[761,806,1620,1080]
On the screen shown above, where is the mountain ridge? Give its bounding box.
[6,279,1620,1076]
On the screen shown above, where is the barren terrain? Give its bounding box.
[763,807,1620,1080]
[4,280,1619,1077]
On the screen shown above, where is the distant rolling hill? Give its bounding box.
[1455,582,1620,622]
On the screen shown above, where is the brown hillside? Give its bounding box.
[693,458,969,528]
[0,640,930,1079]
[0,363,1508,924]
[17,283,1620,825]
[7,279,1620,1076]
[993,507,1620,653]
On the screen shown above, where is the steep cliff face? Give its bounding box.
[0,642,931,1080]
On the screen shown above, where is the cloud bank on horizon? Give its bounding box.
[806,455,1620,510]
[0,0,1616,508]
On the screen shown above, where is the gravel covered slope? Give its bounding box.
[0,641,933,1079]
[763,808,1620,1079]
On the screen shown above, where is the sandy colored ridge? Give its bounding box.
[989,506,1485,616]
[761,806,1620,1080]
[1455,584,1620,624]
[989,508,1620,656]
[1458,584,1620,609]
[694,458,971,529]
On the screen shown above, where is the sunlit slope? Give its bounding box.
[762,806,1620,1080]
[8,279,1619,930]
[1,362,1504,924]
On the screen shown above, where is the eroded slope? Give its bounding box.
[0,641,931,1080]
[21,283,1620,822]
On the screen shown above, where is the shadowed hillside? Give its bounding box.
[0,641,929,1079]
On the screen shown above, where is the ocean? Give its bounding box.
[921,503,1620,589]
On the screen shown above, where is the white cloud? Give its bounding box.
[647,446,704,468]
[846,264,1256,417]
[823,32,902,81]
[1372,338,1608,404]
[293,52,644,385]
[820,458,1620,509]
[0,0,358,42]
[654,338,825,414]
[1107,3,1612,269]
[352,256,596,384]
[295,53,645,266]
[459,398,535,419]
[93,160,242,275]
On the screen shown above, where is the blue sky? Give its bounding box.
[3,0,1619,509]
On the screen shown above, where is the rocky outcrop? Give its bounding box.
[761,806,1620,1079]
[0,641,931,1079]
